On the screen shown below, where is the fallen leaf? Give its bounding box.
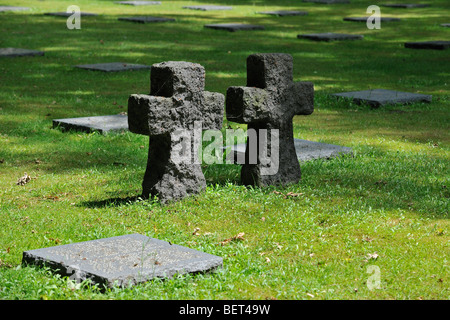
[219,232,245,246]
[265,257,271,263]
[16,173,31,185]
[192,227,200,236]
[367,252,379,260]
[306,293,314,298]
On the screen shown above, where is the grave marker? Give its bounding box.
[44,12,98,17]
[380,4,430,8]
[53,114,128,133]
[115,1,161,5]
[298,32,363,41]
[333,89,432,107]
[118,16,175,23]
[344,17,401,22]
[258,10,308,17]
[302,0,349,3]
[75,62,151,72]
[23,234,223,288]
[183,5,233,11]
[0,6,30,12]
[441,23,450,28]
[404,41,450,50]
[128,61,224,203]
[225,138,353,163]
[204,23,265,32]
[0,48,44,57]
[226,53,314,187]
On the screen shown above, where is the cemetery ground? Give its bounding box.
[0,0,448,300]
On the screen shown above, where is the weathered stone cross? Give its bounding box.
[226,53,314,186]
[128,61,224,203]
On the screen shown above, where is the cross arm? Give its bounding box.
[290,81,314,116]
[128,94,180,136]
[225,86,271,123]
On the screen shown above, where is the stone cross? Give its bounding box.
[226,53,314,186]
[128,61,224,203]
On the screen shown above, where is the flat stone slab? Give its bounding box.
[204,24,265,32]
[183,5,233,11]
[74,62,151,72]
[298,32,363,41]
[225,138,353,164]
[118,16,175,23]
[333,89,432,107]
[44,12,98,17]
[0,48,44,57]
[441,23,450,27]
[115,1,161,5]
[404,41,450,50]
[344,17,401,22]
[381,3,430,8]
[22,234,223,288]
[302,0,349,3]
[258,10,308,16]
[0,6,30,12]
[53,115,128,133]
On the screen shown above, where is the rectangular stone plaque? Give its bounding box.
[298,33,363,41]
[302,0,349,3]
[0,48,44,57]
[258,10,308,16]
[183,5,232,11]
[118,16,175,23]
[22,234,223,288]
[225,138,353,163]
[53,114,128,133]
[44,12,98,17]
[381,4,430,8]
[115,1,161,5]
[404,41,450,50]
[0,6,30,12]
[441,23,450,27]
[204,24,265,32]
[333,89,432,107]
[74,62,151,72]
[344,17,401,22]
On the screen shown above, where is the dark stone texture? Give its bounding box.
[258,10,308,16]
[302,0,349,3]
[404,41,450,50]
[22,234,223,288]
[118,16,175,23]
[381,3,430,8]
[75,62,151,72]
[44,12,98,17]
[344,17,401,22]
[298,32,363,41]
[333,89,432,107]
[226,53,314,187]
[115,1,161,5]
[204,24,265,32]
[441,24,450,27]
[0,6,30,12]
[0,48,44,57]
[225,138,353,163]
[183,6,232,11]
[53,114,128,133]
[128,61,224,203]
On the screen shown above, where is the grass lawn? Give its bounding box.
[0,0,449,300]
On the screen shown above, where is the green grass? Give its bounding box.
[0,0,449,300]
